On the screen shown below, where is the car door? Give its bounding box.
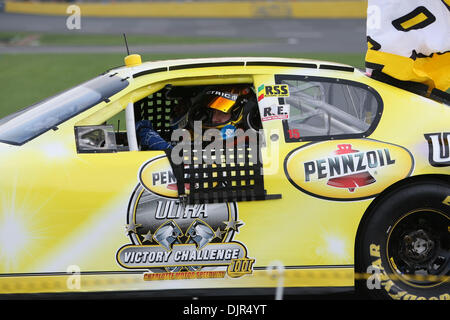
[64,71,285,291]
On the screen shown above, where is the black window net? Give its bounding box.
[135,86,280,204]
[166,137,281,204]
[134,91,177,142]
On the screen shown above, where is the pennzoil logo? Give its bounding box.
[117,156,255,279]
[424,132,450,167]
[284,139,414,200]
[304,144,395,192]
[139,156,181,199]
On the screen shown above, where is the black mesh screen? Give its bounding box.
[166,137,280,204]
[134,92,177,141]
[134,86,281,204]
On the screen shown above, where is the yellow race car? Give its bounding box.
[0,55,448,300]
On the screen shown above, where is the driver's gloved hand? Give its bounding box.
[136,120,172,150]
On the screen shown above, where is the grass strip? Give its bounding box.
[0,52,365,117]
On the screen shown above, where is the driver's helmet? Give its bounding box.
[189,86,252,139]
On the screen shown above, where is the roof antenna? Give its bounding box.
[123,33,130,55]
[123,33,142,67]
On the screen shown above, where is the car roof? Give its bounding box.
[109,56,356,79]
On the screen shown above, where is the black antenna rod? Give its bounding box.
[123,33,130,55]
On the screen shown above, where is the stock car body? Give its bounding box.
[0,55,448,300]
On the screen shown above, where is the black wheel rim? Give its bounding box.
[386,209,450,288]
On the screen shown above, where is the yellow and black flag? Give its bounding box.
[366,0,450,94]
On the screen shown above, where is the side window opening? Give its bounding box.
[132,84,263,150]
[75,83,264,154]
[278,75,382,142]
[131,83,279,204]
[75,82,278,203]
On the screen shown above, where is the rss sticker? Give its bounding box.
[117,156,255,280]
[284,139,414,201]
[257,84,289,101]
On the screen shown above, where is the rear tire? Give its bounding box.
[356,179,450,300]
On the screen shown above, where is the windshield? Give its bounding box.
[0,74,129,145]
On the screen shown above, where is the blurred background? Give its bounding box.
[0,0,368,118]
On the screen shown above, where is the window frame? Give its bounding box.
[275,75,384,143]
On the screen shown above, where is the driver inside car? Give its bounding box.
[189,86,254,141]
[135,85,258,150]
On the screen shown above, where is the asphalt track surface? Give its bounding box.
[0,13,366,54]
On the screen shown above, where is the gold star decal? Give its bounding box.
[125,222,142,235]
[141,230,154,243]
[212,228,224,240]
[223,219,243,232]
